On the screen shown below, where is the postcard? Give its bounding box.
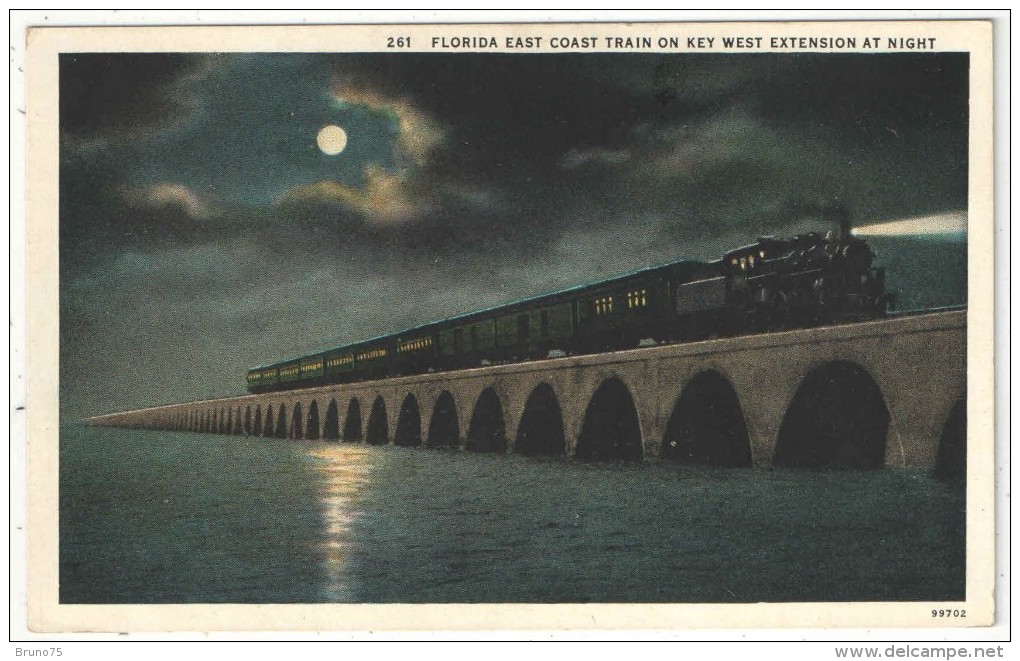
[22,18,995,633]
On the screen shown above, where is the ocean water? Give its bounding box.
[59,424,965,604]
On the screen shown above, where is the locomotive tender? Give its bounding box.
[246,223,892,393]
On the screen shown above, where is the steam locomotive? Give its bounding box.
[246,222,892,393]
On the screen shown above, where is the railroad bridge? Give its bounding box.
[90,310,967,470]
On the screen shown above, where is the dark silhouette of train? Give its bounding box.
[247,219,893,393]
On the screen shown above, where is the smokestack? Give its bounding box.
[830,204,852,238]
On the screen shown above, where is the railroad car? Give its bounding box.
[246,224,892,393]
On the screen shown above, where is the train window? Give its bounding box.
[749,254,755,268]
[627,289,648,309]
[518,315,530,341]
[760,250,766,258]
[540,310,549,336]
[470,326,478,351]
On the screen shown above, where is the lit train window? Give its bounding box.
[627,289,647,308]
[740,257,747,270]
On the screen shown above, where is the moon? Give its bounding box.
[316,124,348,155]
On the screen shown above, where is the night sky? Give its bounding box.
[59,52,969,419]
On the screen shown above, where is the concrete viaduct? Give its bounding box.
[89,310,967,470]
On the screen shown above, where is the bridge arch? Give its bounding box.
[467,387,506,452]
[322,399,340,441]
[662,370,752,466]
[343,398,362,442]
[366,396,388,445]
[395,393,422,447]
[935,393,966,481]
[427,390,460,448]
[275,404,288,439]
[306,400,320,440]
[245,406,252,435]
[515,382,565,457]
[774,360,889,469]
[291,402,304,439]
[254,405,263,436]
[263,405,274,437]
[576,377,643,461]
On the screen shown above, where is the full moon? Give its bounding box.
[316,124,348,155]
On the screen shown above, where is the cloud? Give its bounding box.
[329,73,446,166]
[123,183,214,220]
[277,165,431,225]
[559,147,631,170]
[59,53,208,147]
[625,108,774,180]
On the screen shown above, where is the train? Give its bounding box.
[246,220,893,393]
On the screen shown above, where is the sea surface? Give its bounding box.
[59,424,965,604]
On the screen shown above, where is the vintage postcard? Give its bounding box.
[22,18,996,634]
